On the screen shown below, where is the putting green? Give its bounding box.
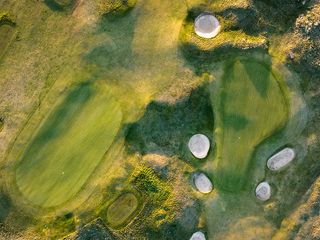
[213,59,288,192]
[16,83,122,207]
[106,192,139,228]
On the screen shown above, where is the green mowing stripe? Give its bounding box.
[15,83,122,207]
[213,59,288,192]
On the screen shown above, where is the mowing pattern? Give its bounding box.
[214,59,288,192]
[16,83,122,207]
[106,192,139,228]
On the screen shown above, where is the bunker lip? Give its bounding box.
[267,147,295,171]
[190,231,206,240]
[188,134,211,159]
[255,182,271,201]
[194,13,221,39]
[194,172,213,194]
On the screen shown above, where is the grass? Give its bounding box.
[0,13,15,60]
[15,82,122,207]
[106,192,139,228]
[211,58,288,192]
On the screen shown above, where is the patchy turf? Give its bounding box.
[211,58,288,192]
[15,82,122,207]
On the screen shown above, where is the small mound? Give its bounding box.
[194,173,213,194]
[267,147,295,171]
[255,182,271,201]
[194,13,220,39]
[188,134,210,159]
[190,231,206,240]
[106,192,139,228]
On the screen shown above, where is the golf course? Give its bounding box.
[212,58,288,192]
[0,0,319,239]
[15,82,122,207]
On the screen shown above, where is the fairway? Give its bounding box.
[213,59,288,191]
[15,83,122,207]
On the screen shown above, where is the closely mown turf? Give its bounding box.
[106,192,139,228]
[15,82,122,207]
[212,58,288,192]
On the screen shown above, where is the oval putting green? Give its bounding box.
[213,59,288,192]
[16,83,122,207]
[106,192,139,228]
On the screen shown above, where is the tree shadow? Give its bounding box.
[83,7,138,72]
[0,192,12,223]
[125,83,214,162]
[223,113,249,131]
[44,0,76,12]
[241,57,273,98]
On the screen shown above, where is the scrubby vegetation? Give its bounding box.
[41,213,76,239]
[44,0,76,12]
[96,0,137,16]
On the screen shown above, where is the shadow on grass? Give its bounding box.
[0,192,12,223]
[44,0,76,12]
[125,83,214,163]
[84,8,138,72]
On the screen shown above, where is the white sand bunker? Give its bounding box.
[188,134,210,159]
[190,231,206,240]
[267,147,295,171]
[194,173,213,194]
[255,182,271,201]
[194,13,221,38]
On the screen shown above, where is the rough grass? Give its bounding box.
[0,13,15,60]
[15,82,122,207]
[106,192,139,228]
[212,58,288,192]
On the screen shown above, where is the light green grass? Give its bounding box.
[15,82,122,207]
[106,192,139,228]
[212,59,288,191]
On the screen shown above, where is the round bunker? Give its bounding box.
[194,13,221,39]
[267,147,295,171]
[190,231,206,240]
[194,173,213,194]
[188,134,210,159]
[255,182,271,201]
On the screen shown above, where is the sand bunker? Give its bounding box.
[194,13,221,38]
[188,134,210,159]
[267,148,295,171]
[194,173,213,194]
[190,231,206,240]
[255,182,271,201]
